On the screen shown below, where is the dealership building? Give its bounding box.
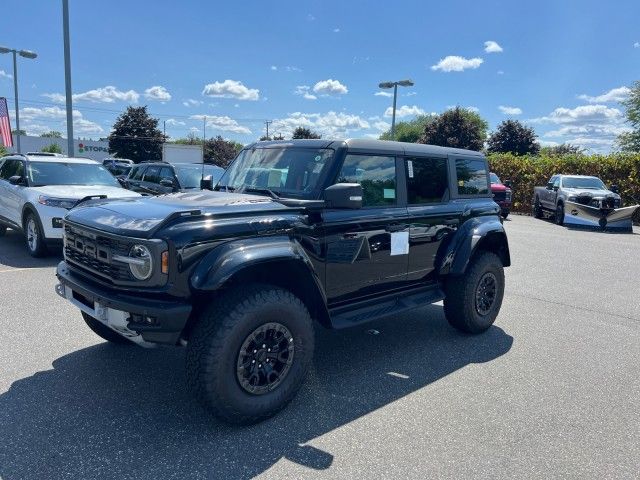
[5,134,110,161]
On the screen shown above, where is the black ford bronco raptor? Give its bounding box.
[55,139,510,424]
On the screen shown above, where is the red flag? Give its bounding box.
[0,97,13,148]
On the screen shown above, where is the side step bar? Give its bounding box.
[329,285,445,329]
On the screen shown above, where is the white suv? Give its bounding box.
[0,154,141,257]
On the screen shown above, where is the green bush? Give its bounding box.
[488,153,640,222]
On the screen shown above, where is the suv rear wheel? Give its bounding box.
[444,251,505,334]
[186,284,315,425]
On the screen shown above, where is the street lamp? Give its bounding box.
[378,79,414,141]
[0,46,38,153]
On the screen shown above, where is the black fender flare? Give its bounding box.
[437,216,510,276]
[190,235,325,296]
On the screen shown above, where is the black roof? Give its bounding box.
[246,138,484,157]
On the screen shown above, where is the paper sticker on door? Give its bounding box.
[390,231,409,256]
[383,188,396,199]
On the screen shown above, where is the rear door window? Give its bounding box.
[406,157,448,204]
[143,166,160,184]
[159,167,174,182]
[336,154,396,207]
[455,158,489,195]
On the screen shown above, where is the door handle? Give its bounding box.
[385,224,405,233]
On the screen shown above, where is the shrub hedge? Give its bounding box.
[487,153,640,222]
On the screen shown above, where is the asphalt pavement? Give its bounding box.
[0,216,638,479]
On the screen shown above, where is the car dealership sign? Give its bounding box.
[8,135,110,161]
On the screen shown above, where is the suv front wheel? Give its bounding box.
[443,251,505,334]
[24,212,48,257]
[186,284,315,425]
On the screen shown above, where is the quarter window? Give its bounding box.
[455,158,489,195]
[336,154,396,207]
[406,157,448,204]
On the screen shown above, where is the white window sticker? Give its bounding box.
[390,231,409,256]
[407,160,414,178]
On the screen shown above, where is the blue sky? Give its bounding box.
[1,0,639,152]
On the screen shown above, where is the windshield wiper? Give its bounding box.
[239,186,280,199]
[214,185,236,192]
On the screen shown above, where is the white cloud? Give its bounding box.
[270,65,278,71]
[405,91,417,97]
[374,91,393,98]
[634,42,640,48]
[0,70,12,80]
[577,86,630,103]
[294,85,317,100]
[497,70,505,75]
[190,114,252,135]
[144,85,171,102]
[20,106,82,121]
[431,56,483,72]
[19,105,103,136]
[384,105,426,118]
[484,41,503,53]
[165,118,185,126]
[202,79,260,101]
[532,104,628,152]
[498,105,522,115]
[313,79,348,95]
[333,28,340,33]
[43,85,140,103]
[183,98,202,107]
[307,14,315,21]
[374,121,391,131]
[74,118,104,134]
[272,111,369,138]
[285,66,301,72]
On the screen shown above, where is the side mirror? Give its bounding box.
[546,183,553,190]
[610,184,619,194]
[552,185,559,192]
[159,179,175,188]
[8,175,26,186]
[324,183,363,209]
[504,180,512,188]
[200,176,213,190]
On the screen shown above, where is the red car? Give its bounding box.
[490,172,512,219]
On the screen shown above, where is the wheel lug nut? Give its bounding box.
[267,348,271,352]
[258,364,262,368]
[253,349,257,353]
[262,344,266,348]
[252,360,255,363]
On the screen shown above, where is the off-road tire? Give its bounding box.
[81,311,134,345]
[24,212,48,258]
[444,251,505,334]
[186,284,315,425]
[555,202,564,226]
[533,197,543,219]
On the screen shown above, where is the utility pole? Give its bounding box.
[163,120,166,137]
[265,120,272,139]
[62,0,74,156]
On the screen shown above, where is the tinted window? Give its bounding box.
[0,160,25,180]
[143,166,161,184]
[455,158,489,195]
[406,157,448,204]
[130,165,145,180]
[159,167,174,182]
[337,154,396,207]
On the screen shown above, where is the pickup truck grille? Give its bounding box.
[493,191,506,202]
[63,224,133,282]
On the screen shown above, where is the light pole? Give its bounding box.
[0,46,37,153]
[378,79,414,141]
[62,0,74,156]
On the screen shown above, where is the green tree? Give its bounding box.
[380,115,434,143]
[540,143,584,156]
[40,131,62,138]
[617,80,640,152]
[419,107,488,151]
[487,120,540,155]
[174,133,202,145]
[108,106,166,162]
[291,127,321,139]
[0,145,7,157]
[41,143,63,154]
[204,135,243,167]
[11,129,26,136]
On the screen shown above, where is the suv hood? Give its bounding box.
[564,187,618,198]
[64,190,293,237]
[30,185,141,199]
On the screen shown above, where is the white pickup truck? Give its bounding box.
[0,154,140,256]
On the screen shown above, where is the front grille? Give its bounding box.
[493,191,506,202]
[64,224,133,282]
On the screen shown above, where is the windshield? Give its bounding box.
[217,147,334,198]
[489,172,501,184]
[562,177,606,190]
[27,161,120,187]
[175,164,225,189]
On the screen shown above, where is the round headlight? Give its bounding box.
[129,244,153,280]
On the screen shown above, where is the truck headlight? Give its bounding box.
[38,195,77,209]
[128,244,153,280]
[505,190,512,201]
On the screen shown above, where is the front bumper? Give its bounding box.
[564,202,639,231]
[55,261,192,345]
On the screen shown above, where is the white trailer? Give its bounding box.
[162,144,203,164]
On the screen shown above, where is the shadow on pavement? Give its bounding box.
[0,229,62,269]
[0,306,513,479]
